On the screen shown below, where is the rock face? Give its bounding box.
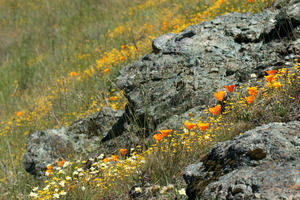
[23,0,300,176]
[117,0,300,132]
[183,121,300,200]
[22,107,125,176]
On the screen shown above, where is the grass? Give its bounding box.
[0,0,297,199]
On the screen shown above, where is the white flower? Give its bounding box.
[29,192,38,198]
[53,193,60,198]
[77,168,83,172]
[82,186,86,191]
[178,188,186,196]
[73,171,79,176]
[63,161,70,168]
[66,176,72,180]
[97,154,104,160]
[60,190,67,195]
[32,187,39,191]
[250,73,257,78]
[59,181,65,187]
[134,187,142,193]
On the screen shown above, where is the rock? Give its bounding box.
[184,121,300,200]
[22,107,124,176]
[117,1,300,134]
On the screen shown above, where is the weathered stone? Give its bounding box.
[117,1,300,135]
[22,107,124,176]
[184,121,300,200]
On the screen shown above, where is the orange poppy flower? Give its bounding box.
[120,56,126,61]
[109,96,117,101]
[103,68,109,73]
[153,134,164,142]
[248,0,253,3]
[47,165,53,171]
[209,105,221,116]
[245,95,255,104]
[111,155,119,162]
[120,149,128,155]
[121,45,126,49]
[248,87,258,96]
[70,72,79,77]
[214,91,226,101]
[197,123,210,131]
[16,112,23,117]
[266,70,277,75]
[58,160,66,167]
[103,158,110,163]
[224,85,236,93]
[184,120,196,130]
[264,75,276,83]
[158,129,173,137]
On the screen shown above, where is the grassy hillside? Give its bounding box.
[1,0,297,199]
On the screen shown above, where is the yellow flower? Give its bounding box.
[273,81,281,88]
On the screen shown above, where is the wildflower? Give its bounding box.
[109,96,117,101]
[248,87,258,96]
[112,155,119,162]
[209,105,221,116]
[69,72,79,77]
[265,74,276,83]
[184,120,196,130]
[153,133,164,142]
[197,123,210,131]
[178,188,186,196]
[245,95,255,104]
[29,192,38,198]
[249,0,253,3]
[224,85,235,93]
[60,190,67,195]
[134,187,142,193]
[46,164,53,171]
[273,81,281,88]
[103,68,109,73]
[53,193,60,198]
[58,159,66,167]
[120,149,128,155]
[266,70,277,75]
[16,111,23,117]
[121,45,126,49]
[214,91,226,101]
[158,129,173,136]
[120,56,126,61]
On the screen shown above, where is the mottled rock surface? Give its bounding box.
[184,121,300,200]
[22,107,124,176]
[117,0,300,133]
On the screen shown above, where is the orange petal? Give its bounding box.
[158,129,173,136]
[224,85,235,93]
[214,91,226,101]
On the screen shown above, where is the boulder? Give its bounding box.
[184,121,300,200]
[22,107,124,176]
[117,0,300,133]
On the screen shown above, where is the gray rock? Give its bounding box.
[117,1,300,134]
[184,121,300,200]
[22,107,124,176]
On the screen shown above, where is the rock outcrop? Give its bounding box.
[23,0,300,177]
[184,121,300,200]
[117,0,300,131]
[22,107,125,176]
